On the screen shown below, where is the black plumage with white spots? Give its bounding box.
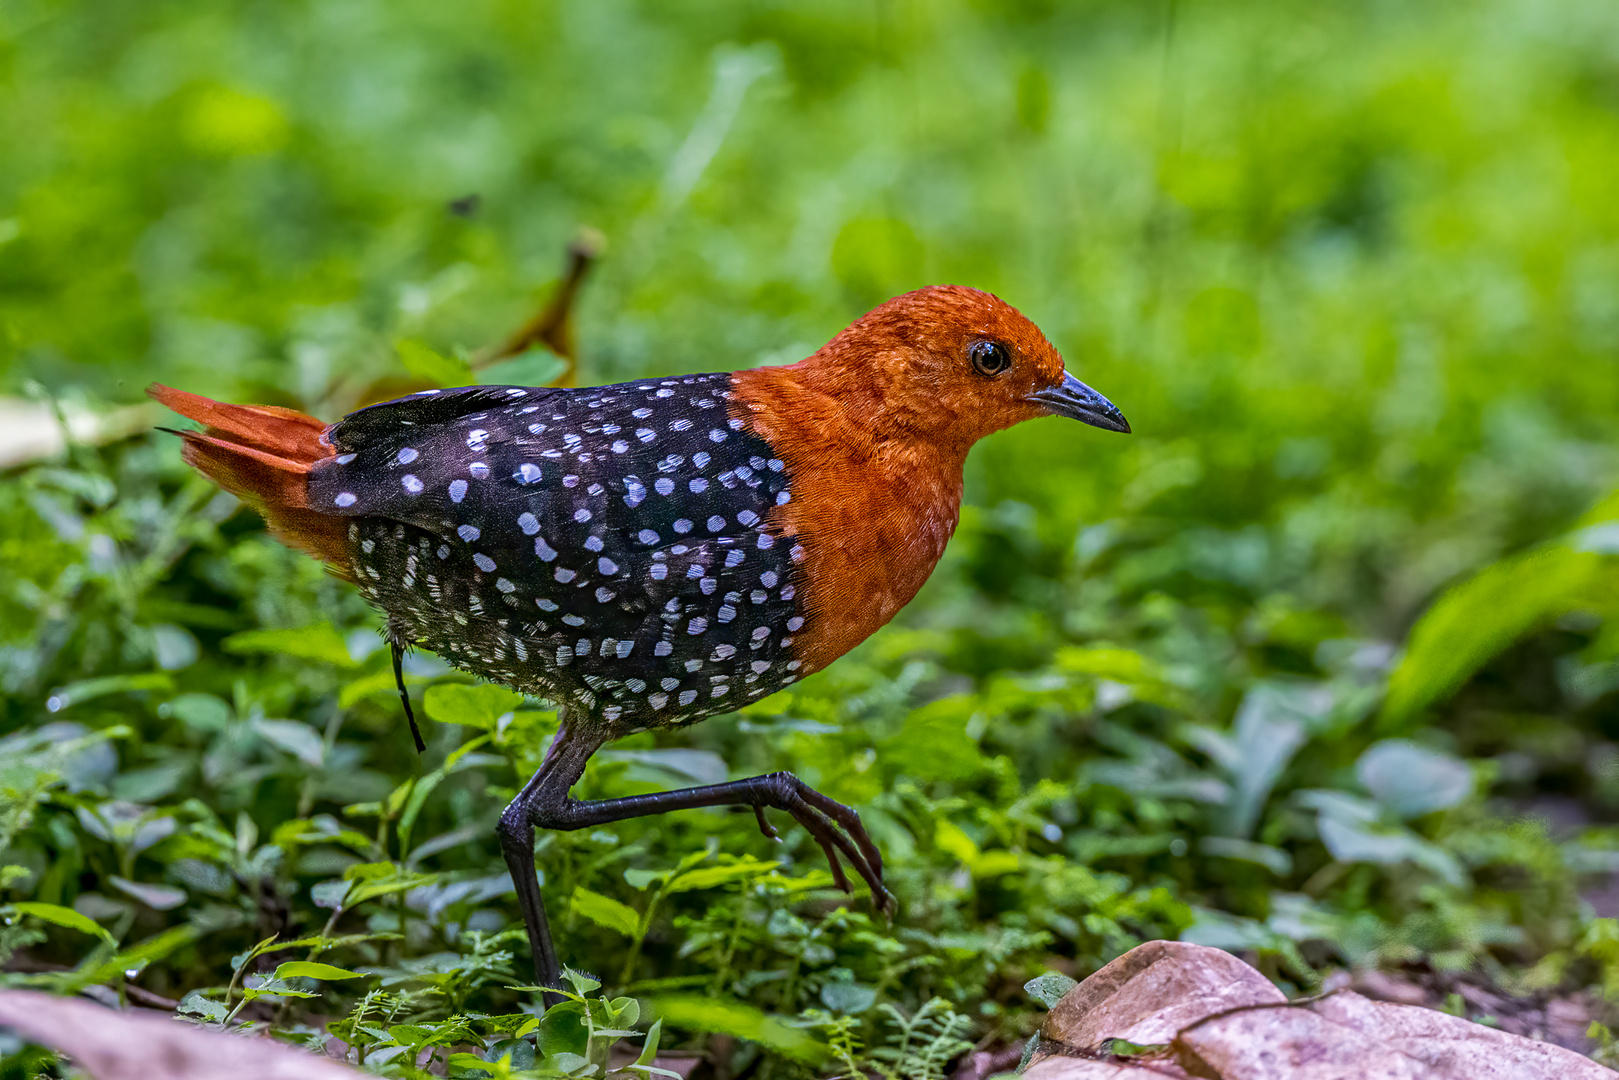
[306,377,806,733]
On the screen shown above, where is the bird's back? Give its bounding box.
[308,378,806,731]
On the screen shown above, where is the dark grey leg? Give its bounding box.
[497,714,606,1004]
[497,718,892,1003]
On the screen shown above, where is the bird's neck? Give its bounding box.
[730,366,969,675]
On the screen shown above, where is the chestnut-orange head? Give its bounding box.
[779,284,1128,451]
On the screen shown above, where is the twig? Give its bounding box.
[476,227,605,385]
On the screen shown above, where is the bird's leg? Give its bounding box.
[500,723,892,1002]
[518,766,893,924]
[495,713,608,1006]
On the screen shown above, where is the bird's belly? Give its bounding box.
[348,517,805,733]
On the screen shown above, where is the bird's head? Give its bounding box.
[795,285,1129,450]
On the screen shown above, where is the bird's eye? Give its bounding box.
[969,340,1012,377]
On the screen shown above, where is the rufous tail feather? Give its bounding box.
[148,385,353,578]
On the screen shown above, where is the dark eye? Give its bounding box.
[969,340,1012,377]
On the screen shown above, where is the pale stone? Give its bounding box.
[0,989,363,1080]
[1026,941,1617,1080]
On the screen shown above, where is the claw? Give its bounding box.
[753,805,781,840]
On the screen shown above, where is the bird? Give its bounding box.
[150,284,1129,996]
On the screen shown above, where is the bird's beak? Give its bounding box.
[1027,371,1131,433]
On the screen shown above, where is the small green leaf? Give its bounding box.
[346,869,437,905]
[634,1018,664,1066]
[109,876,188,911]
[666,857,779,894]
[176,990,228,1022]
[241,979,319,1001]
[398,339,475,387]
[547,1051,594,1076]
[9,902,116,944]
[819,981,876,1014]
[272,960,365,981]
[568,887,641,937]
[168,693,232,731]
[478,348,567,388]
[609,995,641,1029]
[1023,971,1078,1009]
[562,967,601,996]
[623,867,668,891]
[224,624,358,668]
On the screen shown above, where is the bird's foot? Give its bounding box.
[762,773,895,919]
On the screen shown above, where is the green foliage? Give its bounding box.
[6,0,1619,1074]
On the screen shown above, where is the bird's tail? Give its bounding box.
[148,385,354,578]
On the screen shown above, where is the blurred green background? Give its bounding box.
[6,1,1619,1075]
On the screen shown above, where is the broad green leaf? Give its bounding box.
[424,683,523,729]
[251,718,325,767]
[1356,740,1473,819]
[272,817,373,853]
[1198,836,1293,875]
[223,624,358,668]
[649,995,828,1064]
[1383,547,1619,725]
[532,999,590,1061]
[9,902,116,944]
[547,1051,594,1076]
[884,697,981,781]
[1055,646,1189,709]
[45,674,174,712]
[623,867,669,891]
[338,668,410,709]
[568,887,640,937]
[934,820,1019,878]
[167,693,231,731]
[68,925,202,990]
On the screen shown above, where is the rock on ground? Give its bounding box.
[1025,940,1617,1080]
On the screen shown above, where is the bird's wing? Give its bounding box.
[308,377,805,720]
